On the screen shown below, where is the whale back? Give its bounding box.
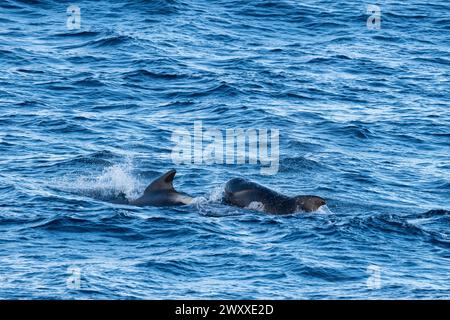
[144,169,176,194]
[127,169,192,207]
[224,178,326,214]
[224,178,295,214]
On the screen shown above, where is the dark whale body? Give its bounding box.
[117,169,192,207]
[223,178,325,215]
[111,170,324,214]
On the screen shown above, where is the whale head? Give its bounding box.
[295,195,326,212]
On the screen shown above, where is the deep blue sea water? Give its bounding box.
[0,0,449,299]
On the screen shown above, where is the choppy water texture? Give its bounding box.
[1,0,450,299]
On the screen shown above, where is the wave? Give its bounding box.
[123,69,187,81]
[166,81,244,99]
[32,118,96,134]
[306,55,352,64]
[52,30,102,38]
[30,216,148,240]
[58,34,135,50]
[323,123,375,140]
[122,0,182,15]
[55,151,116,168]
[72,78,105,87]
[279,156,326,173]
[331,210,450,249]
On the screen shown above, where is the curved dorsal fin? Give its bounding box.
[144,169,176,194]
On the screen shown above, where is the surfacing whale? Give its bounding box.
[223,178,326,215]
[125,169,193,207]
[111,169,324,213]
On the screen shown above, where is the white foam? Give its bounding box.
[208,185,225,202]
[56,158,141,199]
[315,205,333,214]
[191,196,209,206]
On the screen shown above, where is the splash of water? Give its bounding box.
[56,159,141,200]
[316,205,334,214]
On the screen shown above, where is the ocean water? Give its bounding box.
[0,0,449,299]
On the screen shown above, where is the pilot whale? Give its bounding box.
[122,169,193,207]
[223,178,326,214]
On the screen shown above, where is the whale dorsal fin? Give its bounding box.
[144,169,176,194]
